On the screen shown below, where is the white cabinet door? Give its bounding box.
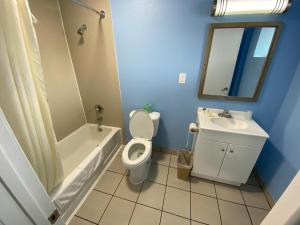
[219,144,261,184]
[193,138,227,177]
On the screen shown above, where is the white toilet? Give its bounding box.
[122,109,160,184]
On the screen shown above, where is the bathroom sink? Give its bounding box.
[197,107,269,138]
[210,117,248,130]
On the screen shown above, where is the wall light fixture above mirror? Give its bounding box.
[212,0,292,16]
[199,22,282,102]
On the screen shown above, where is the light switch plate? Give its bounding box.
[178,73,186,84]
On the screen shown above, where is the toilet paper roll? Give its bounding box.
[189,122,198,134]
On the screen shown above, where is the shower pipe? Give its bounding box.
[71,0,105,19]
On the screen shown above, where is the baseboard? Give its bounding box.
[152,146,181,155]
[190,171,241,186]
[154,147,276,207]
[253,169,275,207]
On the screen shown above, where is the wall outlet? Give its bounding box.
[178,73,186,84]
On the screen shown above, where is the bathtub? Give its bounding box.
[50,123,121,220]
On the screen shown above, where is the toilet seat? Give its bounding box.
[122,138,152,169]
[129,110,154,140]
[122,110,156,184]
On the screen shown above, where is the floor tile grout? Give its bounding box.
[162,209,191,221]
[190,216,211,225]
[93,189,113,196]
[96,172,126,225]
[136,202,193,221]
[188,180,271,210]
[127,174,145,225]
[104,166,270,210]
[159,159,170,225]
[107,169,127,176]
[191,190,216,199]
[241,176,272,209]
[190,218,210,225]
[240,185,271,210]
[74,152,269,225]
[240,189,254,225]
[214,182,223,225]
[103,169,269,209]
[74,215,98,225]
[94,185,271,213]
[93,189,136,204]
[109,157,271,210]
[145,178,167,186]
[166,184,190,192]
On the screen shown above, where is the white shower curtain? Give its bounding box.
[0,0,63,192]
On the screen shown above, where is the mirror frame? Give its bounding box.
[198,22,282,102]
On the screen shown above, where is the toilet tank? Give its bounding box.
[149,112,160,137]
[129,110,160,137]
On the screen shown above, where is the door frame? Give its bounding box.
[0,108,64,225]
[261,170,300,225]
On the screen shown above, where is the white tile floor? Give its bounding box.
[69,150,271,225]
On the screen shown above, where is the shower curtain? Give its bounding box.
[0,0,63,192]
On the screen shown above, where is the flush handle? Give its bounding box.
[230,150,234,153]
[221,149,225,152]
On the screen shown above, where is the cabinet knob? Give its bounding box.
[221,149,225,152]
[230,150,234,153]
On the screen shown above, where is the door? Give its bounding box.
[261,170,300,225]
[0,109,65,225]
[218,144,261,183]
[0,181,35,225]
[192,138,227,177]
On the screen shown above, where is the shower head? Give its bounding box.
[77,24,87,35]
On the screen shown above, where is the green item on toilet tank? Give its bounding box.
[143,103,152,113]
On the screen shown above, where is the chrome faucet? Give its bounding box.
[218,109,232,119]
[95,104,104,131]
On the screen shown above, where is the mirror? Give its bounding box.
[199,22,282,102]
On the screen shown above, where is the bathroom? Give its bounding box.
[0,0,300,224]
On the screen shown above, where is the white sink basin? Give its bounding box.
[197,107,269,138]
[210,117,248,130]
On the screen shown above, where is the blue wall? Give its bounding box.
[110,0,300,200]
[256,62,300,200]
[110,0,300,149]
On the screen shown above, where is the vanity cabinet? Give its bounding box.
[218,144,261,184]
[191,107,269,186]
[193,139,227,178]
[191,134,264,186]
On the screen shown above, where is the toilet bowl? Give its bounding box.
[122,109,160,184]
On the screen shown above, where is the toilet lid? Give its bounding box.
[129,110,154,140]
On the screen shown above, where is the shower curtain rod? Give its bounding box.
[71,0,105,19]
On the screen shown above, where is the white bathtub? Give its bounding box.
[50,123,121,219]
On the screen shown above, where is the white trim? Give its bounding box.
[108,0,125,131]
